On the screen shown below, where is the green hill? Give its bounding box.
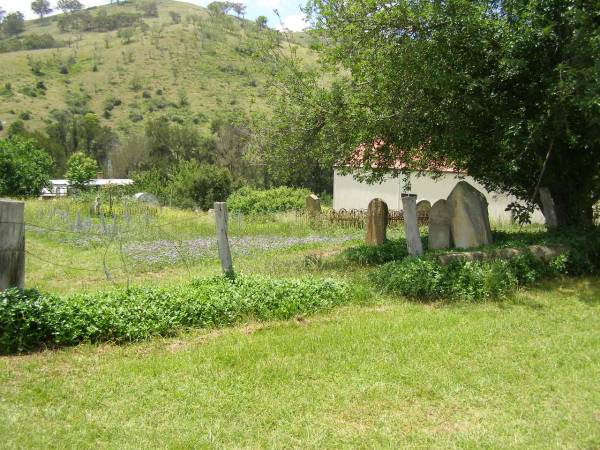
[0,0,313,142]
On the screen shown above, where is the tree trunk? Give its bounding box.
[550,187,595,228]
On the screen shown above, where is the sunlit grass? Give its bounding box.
[1,278,599,448]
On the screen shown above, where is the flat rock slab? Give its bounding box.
[437,245,569,266]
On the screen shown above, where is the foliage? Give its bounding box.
[227,186,311,214]
[258,0,600,226]
[31,0,53,20]
[65,151,98,188]
[137,0,158,18]
[371,256,540,301]
[169,161,232,209]
[0,275,349,354]
[0,33,61,53]
[343,239,409,266]
[57,0,83,14]
[1,12,25,36]
[0,136,53,196]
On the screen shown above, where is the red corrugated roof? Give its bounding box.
[342,140,464,174]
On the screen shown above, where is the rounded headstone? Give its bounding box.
[306,194,321,216]
[447,181,493,249]
[365,198,388,246]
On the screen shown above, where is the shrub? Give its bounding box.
[0,136,53,196]
[369,252,570,301]
[343,239,409,265]
[228,186,311,214]
[65,152,97,189]
[170,161,232,209]
[0,276,349,354]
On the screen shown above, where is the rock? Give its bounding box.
[428,199,451,250]
[436,245,568,266]
[401,194,423,256]
[447,181,493,249]
[133,192,160,205]
[306,194,321,216]
[365,198,388,246]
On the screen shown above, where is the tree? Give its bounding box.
[169,161,232,209]
[256,15,268,30]
[137,1,158,18]
[0,136,53,197]
[56,0,83,14]
[65,152,97,189]
[31,0,53,21]
[231,3,246,19]
[256,0,600,227]
[2,12,25,36]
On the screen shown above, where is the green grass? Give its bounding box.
[1,277,599,448]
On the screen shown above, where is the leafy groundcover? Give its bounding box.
[0,276,349,354]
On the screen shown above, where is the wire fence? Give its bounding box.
[5,202,424,292]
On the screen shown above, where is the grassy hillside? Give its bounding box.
[0,0,314,137]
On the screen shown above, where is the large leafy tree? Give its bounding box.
[255,0,600,227]
[0,136,53,197]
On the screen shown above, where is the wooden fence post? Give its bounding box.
[214,202,234,278]
[401,194,423,256]
[0,199,25,290]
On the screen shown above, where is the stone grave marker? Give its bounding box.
[447,181,493,249]
[365,198,388,246]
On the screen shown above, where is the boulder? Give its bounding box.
[428,199,451,250]
[306,194,321,216]
[365,198,388,246]
[447,181,493,249]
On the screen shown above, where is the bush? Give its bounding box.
[343,239,409,265]
[0,136,53,196]
[170,161,232,209]
[370,253,567,301]
[227,186,311,214]
[0,276,349,354]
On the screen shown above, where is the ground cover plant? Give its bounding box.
[227,186,312,214]
[1,277,599,448]
[0,275,349,354]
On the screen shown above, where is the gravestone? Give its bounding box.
[402,194,423,256]
[447,181,493,249]
[416,200,432,214]
[365,198,388,246]
[428,199,451,250]
[306,194,321,216]
[0,199,25,290]
[539,187,558,229]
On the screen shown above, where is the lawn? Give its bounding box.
[1,278,599,449]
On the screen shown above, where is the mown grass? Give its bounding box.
[1,277,599,448]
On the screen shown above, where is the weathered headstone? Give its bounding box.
[539,187,558,229]
[401,194,423,256]
[93,196,101,216]
[416,200,432,214]
[447,181,493,249]
[0,199,25,290]
[428,199,451,250]
[306,194,321,216]
[365,198,388,246]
